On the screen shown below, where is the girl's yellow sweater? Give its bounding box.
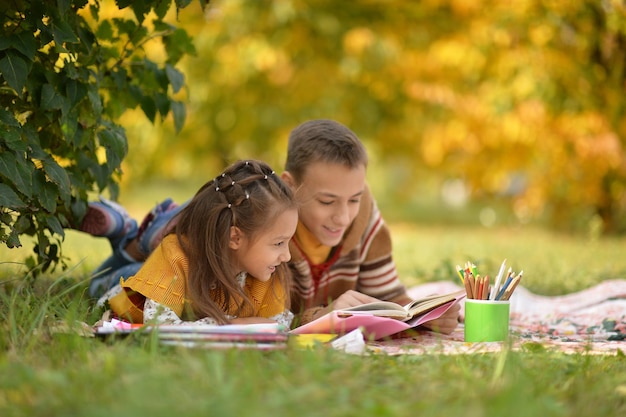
[108,234,287,323]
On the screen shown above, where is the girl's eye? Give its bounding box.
[349,198,361,204]
[275,241,285,247]
[318,200,333,206]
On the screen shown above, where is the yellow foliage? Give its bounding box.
[343,28,375,55]
[114,0,626,233]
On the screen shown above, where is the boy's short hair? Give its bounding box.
[285,119,369,182]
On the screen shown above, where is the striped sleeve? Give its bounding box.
[356,202,407,301]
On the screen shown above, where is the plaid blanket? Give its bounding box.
[367,279,626,355]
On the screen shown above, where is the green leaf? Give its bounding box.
[98,123,128,170]
[155,93,170,117]
[140,95,157,121]
[113,18,138,38]
[33,170,59,213]
[129,1,152,24]
[57,0,74,15]
[65,79,88,107]
[0,152,33,198]
[61,111,79,143]
[41,84,65,110]
[5,229,22,248]
[0,50,30,96]
[96,20,114,40]
[0,38,10,50]
[0,108,19,127]
[10,32,37,61]
[43,213,64,236]
[111,67,128,90]
[163,28,196,63]
[92,163,109,189]
[88,88,103,116]
[165,64,185,93]
[41,157,71,199]
[153,20,175,33]
[20,123,46,159]
[51,19,80,44]
[115,0,133,9]
[171,100,186,133]
[155,0,172,19]
[0,183,27,208]
[89,2,100,20]
[0,127,27,152]
[176,0,194,9]
[14,214,33,234]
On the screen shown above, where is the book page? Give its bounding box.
[337,301,408,319]
[405,290,465,317]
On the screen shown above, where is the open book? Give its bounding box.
[291,290,466,340]
[336,290,465,321]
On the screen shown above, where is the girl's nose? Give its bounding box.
[280,246,292,263]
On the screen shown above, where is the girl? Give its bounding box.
[100,160,298,328]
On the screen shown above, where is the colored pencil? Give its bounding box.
[456,265,465,284]
[495,269,514,300]
[464,272,473,298]
[502,273,523,301]
[482,275,490,300]
[490,259,507,300]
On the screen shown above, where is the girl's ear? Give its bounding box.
[280,171,296,190]
[229,226,243,250]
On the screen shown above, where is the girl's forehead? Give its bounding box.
[256,208,298,238]
[299,162,366,195]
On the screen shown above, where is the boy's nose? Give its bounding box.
[332,205,350,226]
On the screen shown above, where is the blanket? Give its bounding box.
[367,279,626,356]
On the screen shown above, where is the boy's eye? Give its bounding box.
[318,200,333,205]
[275,241,285,247]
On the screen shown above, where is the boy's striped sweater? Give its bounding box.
[288,185,409,324]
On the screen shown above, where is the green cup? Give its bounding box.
[464,299,510,342]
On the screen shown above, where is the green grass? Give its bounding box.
[2,222,626,416]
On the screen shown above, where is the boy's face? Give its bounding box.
[282,161,366,247]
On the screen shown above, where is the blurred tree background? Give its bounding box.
[118,0,626,235]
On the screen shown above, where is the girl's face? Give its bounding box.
[284,161,366,247]
[231,208,298,281]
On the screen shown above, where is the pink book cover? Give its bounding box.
[291,295,465,340]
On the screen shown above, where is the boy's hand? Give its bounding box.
[309,290,381,322]
[328,290,381,311]
[420,302,461,335]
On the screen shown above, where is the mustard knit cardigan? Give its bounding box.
[108,234,288,324]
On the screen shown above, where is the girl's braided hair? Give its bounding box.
[173,160,297,323]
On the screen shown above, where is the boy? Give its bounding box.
[280,119,459,333]
[80,119,459,334]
